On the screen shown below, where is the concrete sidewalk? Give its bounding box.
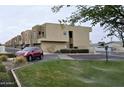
[58,54,74,60]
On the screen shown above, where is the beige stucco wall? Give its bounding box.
[73,30,90,49]
[65,26,91,49]
[32,25,46,44]
[21,30,32,45]
[43,23,91,49]
[44,23,69,42]
[41,41,67,52]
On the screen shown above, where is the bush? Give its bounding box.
[0,55,8,61]
[59,49,89,53]
[0,72,10,82]
[0,53,15,58]
[0,64,6,72]
[15,56,27,66]
[0,72,12,87]
[54,50,60,53]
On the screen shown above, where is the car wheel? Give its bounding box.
[28,55,32,61]
[39,55,43,60]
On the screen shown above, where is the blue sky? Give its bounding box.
[0,5,119,44]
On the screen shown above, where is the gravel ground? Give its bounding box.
[2,60,15,71]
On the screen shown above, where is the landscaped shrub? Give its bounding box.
[0,72,10,81]
[0,60,2,63]
[59,49,89,53]
[0,64,6,72]
[15,56,27,66]
[0,72,11,87]
[55,50,60,53]
[0,55,8,61]
[0,71,16,87]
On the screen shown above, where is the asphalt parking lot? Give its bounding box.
[42,54,59,61]
[37,53,124,62]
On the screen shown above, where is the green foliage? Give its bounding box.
[0,55,8,62]
[15,60,124,87]
[0,72,10,81]
[52,5,124,27]
[0,61,16,86]
[0,64,6,72]
[59,49,89,53]
[52,5,124,47]
[15,56,27,66]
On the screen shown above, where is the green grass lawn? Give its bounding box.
[15,60,124,87]
[0,61,16,87]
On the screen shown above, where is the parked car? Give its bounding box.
[16,47,44,61]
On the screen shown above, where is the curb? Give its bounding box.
[109,54,124,58]
[11,69,21,87]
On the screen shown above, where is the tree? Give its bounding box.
[52,5,124,47]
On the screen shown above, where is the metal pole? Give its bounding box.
[105,46,108,62]
[106,49,108,62]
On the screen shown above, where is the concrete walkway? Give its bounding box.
[58,54,74,60]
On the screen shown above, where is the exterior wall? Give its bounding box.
[5,40,12,47]
[5,35,22,47]
[10,37,15,47]
[73,30,90,49]
[32,25,46,44]
[41,41,67,52]
[15,35,22,46]
[65,25,91,49]
[21,30,32,45]
[42,23,69,42]
[32,25,41,44]
[43,23,91,49]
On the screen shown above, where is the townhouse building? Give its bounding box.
[5,23,92,53]
[5,35,22,48]
[31,23,92,52]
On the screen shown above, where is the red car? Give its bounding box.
[16,47,44,61]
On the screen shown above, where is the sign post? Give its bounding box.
[105,46,108,62]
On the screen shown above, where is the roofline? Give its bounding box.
[42,22,92,30]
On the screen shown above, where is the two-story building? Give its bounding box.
[21,30,33,46]
[32,23,92,52]
[5,23,92,53]
[5,35,22,48]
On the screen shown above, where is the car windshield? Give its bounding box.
[22,47,35,51]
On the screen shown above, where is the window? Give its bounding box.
[63,32,67,35]
[42,32,45,37]
[37,31,41,38]
[38,31,41,35]
[37,31,45,38]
